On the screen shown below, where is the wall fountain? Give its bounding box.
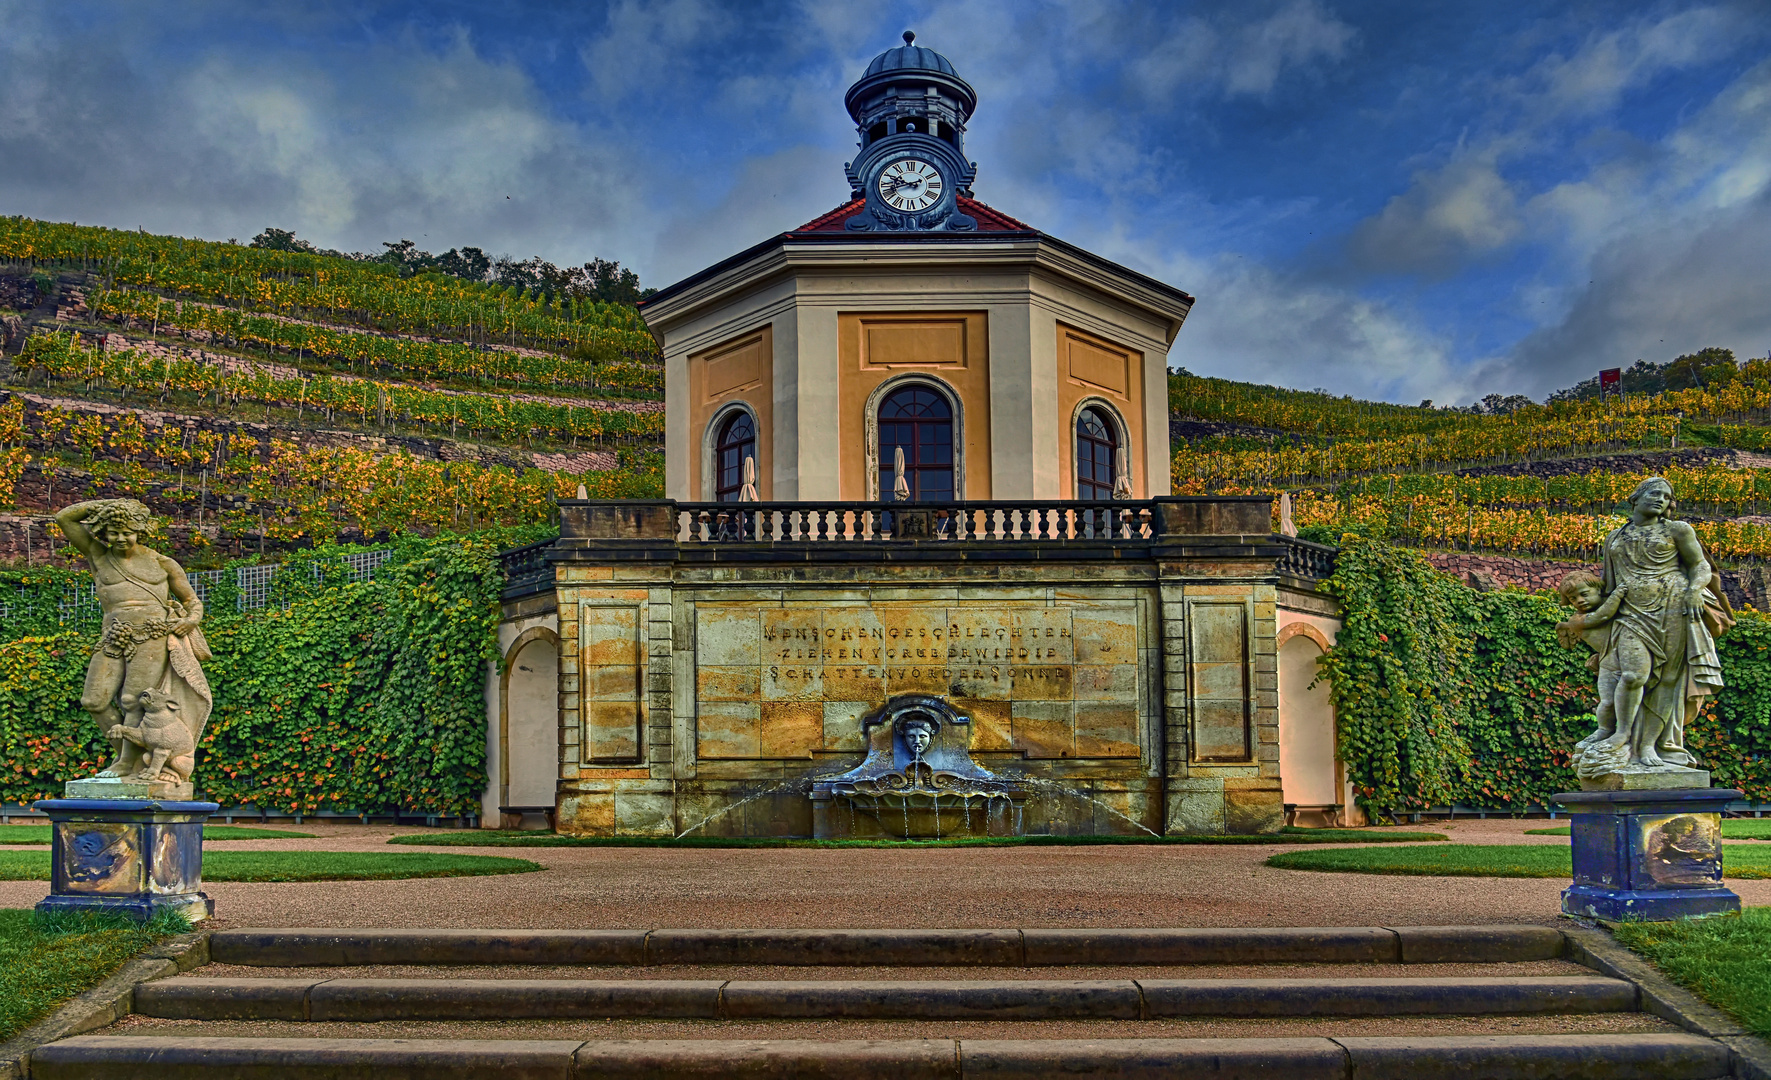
[811,695,1027,839]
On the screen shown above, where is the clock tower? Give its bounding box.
[842,32,978,232]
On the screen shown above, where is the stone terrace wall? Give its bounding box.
[1424,552,1598,594]
[1423,549,1771,612]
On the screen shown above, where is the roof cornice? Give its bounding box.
[640,232,1195,346]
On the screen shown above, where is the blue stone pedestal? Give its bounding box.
[1554,788,1742,922]
[32,799,217,923]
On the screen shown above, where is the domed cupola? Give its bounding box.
[842,32,979,232]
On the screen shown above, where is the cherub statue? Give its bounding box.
[1555,570,1624,755]
[56,499,212,787]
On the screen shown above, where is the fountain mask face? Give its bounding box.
[902,720,934,758]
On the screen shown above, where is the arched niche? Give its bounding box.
[501,628,560,829]
[1277,626,1339,814]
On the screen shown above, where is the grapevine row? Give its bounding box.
[1170,370,1771,442]
[1171,415,1680,490]
[18,333,664,446]
[1291,490,1771,563]
[86,288,663,395]
[1333,466,1771,516]
[0,217,655,355]
[0,398,660,542]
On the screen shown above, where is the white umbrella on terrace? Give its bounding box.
[1112,447,1133,499]
[739,455,759,502]
[893,446,910,502]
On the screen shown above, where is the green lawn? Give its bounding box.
[388,826,1449,849]
[1526,820,1771,839]
[0,825,317,845]
[0,851,540,882]
[0,907,187,1042]
[1266,843,1771,879]
[1614,908,1771,1039]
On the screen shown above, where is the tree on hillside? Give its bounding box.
[1480,393,1535,415]
[492,255,652,303]
[1664,347,1737,390]
[250,227,316,253]
[245,226,652,300]
[1549,348,1748,401]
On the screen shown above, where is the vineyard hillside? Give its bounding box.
[6,214,1771,591]
[1169,362,1771,608]
[0,217,667,565]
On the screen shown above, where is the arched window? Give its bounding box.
[878,386,953,502]
[1077,407,1118,500]
[713,411,756,502]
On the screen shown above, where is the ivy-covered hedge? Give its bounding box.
[1321,538,1771,814]
[0,532,525,813]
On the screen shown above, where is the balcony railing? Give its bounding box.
[674,500,1157,543]
[1277,536,1337,580]
[499,538,556,594]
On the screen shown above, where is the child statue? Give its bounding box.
[1555,570,1624,756]
[56,499,212,793]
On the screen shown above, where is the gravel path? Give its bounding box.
[5,818,1765,929]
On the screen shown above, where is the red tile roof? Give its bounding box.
[791,196,1033,234]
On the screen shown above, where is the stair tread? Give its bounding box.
[188,958,1594,981]
[102,1012,1687,1043]
[36,1031,1729,1080]
[207,924,1565,967]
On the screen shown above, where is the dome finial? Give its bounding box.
[903,30,915,46]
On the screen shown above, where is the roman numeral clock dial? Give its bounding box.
[878,159,943,212]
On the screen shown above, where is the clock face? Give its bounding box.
[878,159,944,213]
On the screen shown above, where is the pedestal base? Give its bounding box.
[1553,788,1741,922]
[63,776,195,800]
[31,798,217,924]
[1579,764,1710,792]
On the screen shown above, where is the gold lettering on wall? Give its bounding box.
[694,603,1143,762]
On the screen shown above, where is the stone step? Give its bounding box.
[207,924,1565,968]
[31,1033,1733,1079]
[134,974,1637,1022]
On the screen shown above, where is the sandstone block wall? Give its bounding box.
[523,503,1288,839]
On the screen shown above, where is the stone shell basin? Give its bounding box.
[810,695,1026,839]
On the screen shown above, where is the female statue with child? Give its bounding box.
[1556,477,1731,786]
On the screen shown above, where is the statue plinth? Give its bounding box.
[1553,788,1741,923]
[1579,764,1710,792]
[33,798,216,924]
[64,777,195,801]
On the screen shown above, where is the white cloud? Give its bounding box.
[1224,0,1358,97]
[1129,0,1355,100]
[1511,5,1740,121]
[1349,156,1522,276]
[1177,260,1471,404]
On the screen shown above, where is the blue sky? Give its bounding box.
[3,0,1769,404]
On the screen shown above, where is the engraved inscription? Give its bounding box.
[695,605,1141,761]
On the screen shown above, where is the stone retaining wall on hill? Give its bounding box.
[1423,552,1599,594]
[1423,549,1771,612]
[1450,447,1771,477]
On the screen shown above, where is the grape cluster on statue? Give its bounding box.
[1554,477,1732,790]
[57,499,213,798]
